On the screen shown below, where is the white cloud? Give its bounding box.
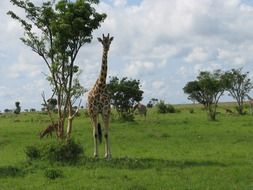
[113,0,127,7]
[217,48,247,66]
[194,62,222,74]
[185,47,209,63]
[152,80,165,90]
[124,60,155,77]
[8,53,44,79]
[1,0,253,109]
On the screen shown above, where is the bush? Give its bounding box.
[25,146,41,161]
[157,101,168,113]
[44,168,63,180]
[0,166,23,177]
[156,101,176,114]
[167,104,176,113]
[25,140,83,164]
[189,108,194,114]
[121,112,135,122]
[235,106,247,115]
[46,139,83,164]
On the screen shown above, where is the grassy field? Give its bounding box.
[0,103,253,190]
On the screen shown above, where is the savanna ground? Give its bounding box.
[0,103,253,190]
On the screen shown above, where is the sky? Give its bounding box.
[1,0,253,111]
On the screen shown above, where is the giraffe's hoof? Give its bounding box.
[93,153,98,159]
[104,154,112,160]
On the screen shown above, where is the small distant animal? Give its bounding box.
[40,123,57,139]
[225,108,233,114]
[133,103,147,119]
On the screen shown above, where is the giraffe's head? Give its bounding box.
[98,33,114,51]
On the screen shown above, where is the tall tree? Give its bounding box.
[107,76,143,120]
[14,101,21,114]
[183,70,225,121]
[8,0,106,139]
[222,68,253,115]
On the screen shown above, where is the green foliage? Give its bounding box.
[25,140,83,164]
[0,166,23,177]
[183,70,225,120]
[167,104,176,113]
[44,168,63,180]
[222,68,253,115]
[156,101,176,114]
[157,101,168,113]
[235,106,247,115]
[45,139,83,164]
[120,112,135,122]
[46,98,57,111]
[189,108,194,114]
[14,101,21,114]
[25,146,41,161]
[1,107,253,189]
[146,101,153,108]
[147,98,158,108]
[8,0,106,139]
[107,76,143,121]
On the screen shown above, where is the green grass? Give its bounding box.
[0,104,253,190]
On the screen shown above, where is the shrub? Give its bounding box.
[24,140,84,164]
[157,101,168,113]
[0,166,23,177]
[189,108,194,114]
[44,168,63,180]
[25,146,41,161]
[157,101,176,114]
[167,104,176,113]
[121,112,135,122]
[46,139,83,164]
[110,112,116,122]
[235,106,247,115]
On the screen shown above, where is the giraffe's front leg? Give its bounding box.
[91,116,99,158]
[102,113,111,159]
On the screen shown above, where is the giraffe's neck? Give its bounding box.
[98,48,108,84]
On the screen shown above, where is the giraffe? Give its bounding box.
[40,123,57,139]
[245,94,253,115]
[87,33,113,159]
[133,103,147,120]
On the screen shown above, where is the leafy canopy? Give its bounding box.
[222,68,253,114]
[107,76,143,120]
[183,70,225,120]
[8,0,106,139]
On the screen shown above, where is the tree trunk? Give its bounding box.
[237,102,243,115]
[66,116,73,140]
[207,104,216,121]
[57,119,65,140]
[66,103,73,139]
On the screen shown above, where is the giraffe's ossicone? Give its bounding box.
[87,33,113,159]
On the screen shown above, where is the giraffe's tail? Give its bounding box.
[97,123,102,144]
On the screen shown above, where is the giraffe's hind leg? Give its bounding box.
[102,113,111,159]
[91,115,99,158]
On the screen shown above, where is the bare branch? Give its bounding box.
[41,91,55,125]
[69,99,82,120]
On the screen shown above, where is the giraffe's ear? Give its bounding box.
[97,37,103,43]
[110,37,114,42]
